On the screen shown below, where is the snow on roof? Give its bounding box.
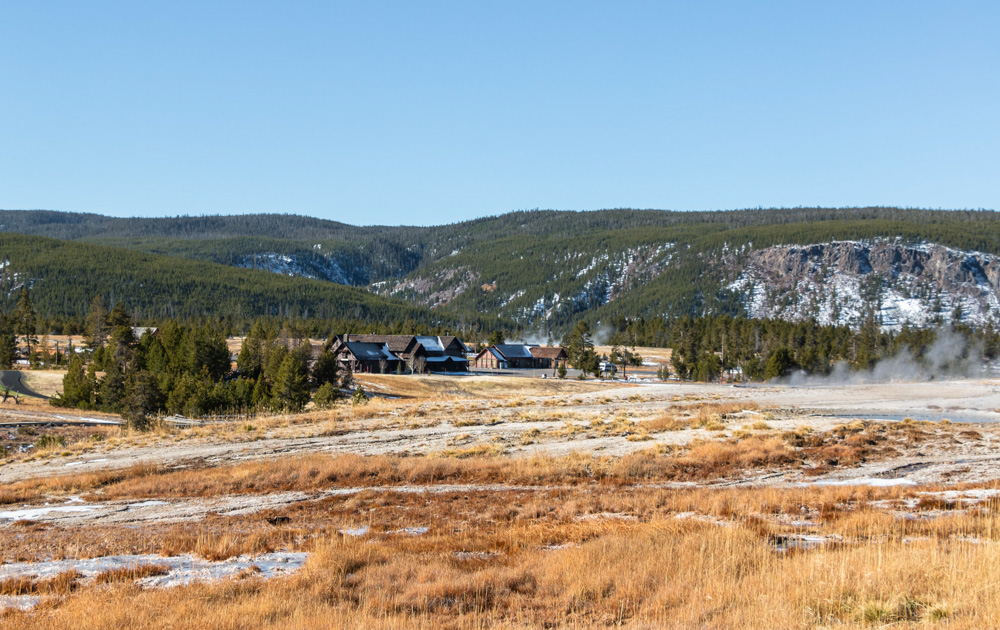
[494,344,534,359]
[343,342,396,361]
[414,336,444,353]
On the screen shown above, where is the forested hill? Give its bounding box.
[0,232,491,334]
[4,207,1000,332]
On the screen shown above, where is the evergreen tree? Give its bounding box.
[562,321,594,368]
[313,382,340,408]
[311,349,340,386]
[271,355,309,412]
[0,314,16,369]
[15,287,37,360]
[85,295,108,349]
[123,370,162,430]
[54,355,93,409]
[487,330,505,346]
[763,348,797,380]
[98,361,127,412]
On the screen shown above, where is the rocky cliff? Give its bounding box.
[728,240,1000,329]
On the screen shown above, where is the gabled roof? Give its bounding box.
[414,335,444,353]
[341,342,397,361]
[438,336,472,353]
[492,344,534,360]
[529,346,567,359]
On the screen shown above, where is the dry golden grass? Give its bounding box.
[5,513,1000,629]
[354,374,624,400]
[93,564,170,584]
[4,414,1000,627]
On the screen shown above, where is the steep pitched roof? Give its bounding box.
[493,344,534,360]
[345,334,419,354]
[341,342,397,361]
[529,346,567,359]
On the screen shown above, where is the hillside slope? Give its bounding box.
[4,208,1000,330]
[0,232,480,329]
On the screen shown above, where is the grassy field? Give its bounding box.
[4,370,1000,628]
[354,373,624,399]
[2,452,1000,628]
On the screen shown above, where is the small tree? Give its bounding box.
[53,355,94,409]
[314,382,341,409]
[763,348,797,380]
[557,363,567,379]
[340,364,355,391]
[379,358,388,374]
[15,287,37,360]
[311,349,340,386]
[122,370,162,431]
[271,355,310,412]
[351,388,369,405]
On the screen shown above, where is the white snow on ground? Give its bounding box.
[920,488,1000,502]
[0,503,102,520]
[339,526,370,536]
[804,478,917,487]
[0,595,39,611]
[0,552,309,609]
[390,526,429,535]
[65,458,109,467]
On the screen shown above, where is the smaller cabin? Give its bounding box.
[473,344,567,370]
[529,346,568,369]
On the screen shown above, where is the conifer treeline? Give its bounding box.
[52,298,356,425]
[607,314,999,381]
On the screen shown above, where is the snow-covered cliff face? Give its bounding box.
[235,252,371,285]
[728,240,1000,330]
[379,243,675,322]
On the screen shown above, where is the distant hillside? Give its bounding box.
[0,232,485,331]
[3,207,1000,331]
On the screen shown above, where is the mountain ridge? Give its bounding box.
[4,208,1000,332]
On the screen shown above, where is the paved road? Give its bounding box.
[0,371,46,398]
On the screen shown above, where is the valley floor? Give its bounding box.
[3,375,1000,628]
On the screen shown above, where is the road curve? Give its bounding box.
[0,371,48,399]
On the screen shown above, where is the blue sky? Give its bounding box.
[1,1,997,225]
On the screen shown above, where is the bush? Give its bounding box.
[314,382,341,409]
[34,434,66,450]
[351,388,370,406]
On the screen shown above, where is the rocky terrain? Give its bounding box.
[728,240,1000,330]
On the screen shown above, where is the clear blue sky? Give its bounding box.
[2,1,997,226]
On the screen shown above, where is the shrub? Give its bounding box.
[351,388,370,406]
[314,382,341,409]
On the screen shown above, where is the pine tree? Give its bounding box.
[313,382,340,409]
[311,349,340,386]
[0,314,16,369]
[54,355,93,409]
[123,370,162,430]
[85,295,108,349]
[15,287,37,360]
[271,355,309,412]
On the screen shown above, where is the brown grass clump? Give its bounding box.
[0,570,80,595]
[94,564,170,584]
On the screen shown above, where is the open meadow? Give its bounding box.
[3,372,1000,628]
